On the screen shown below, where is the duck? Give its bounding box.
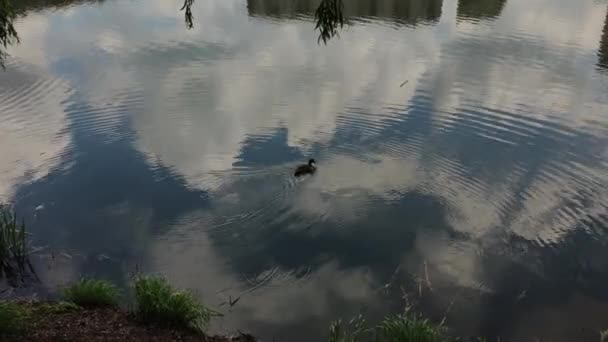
[294,159,317,177]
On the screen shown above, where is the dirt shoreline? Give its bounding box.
[3,302,256,342]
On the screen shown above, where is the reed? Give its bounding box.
[0,205,35,281]
[377,313,442,342]
[0,301,28,336]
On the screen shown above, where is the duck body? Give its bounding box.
[294,159,317,177]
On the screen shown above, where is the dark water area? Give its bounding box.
[1,0,608,340]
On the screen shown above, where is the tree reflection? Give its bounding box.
[247,0,318,17]
[192,0,339,42]
[246,0,347,44]
[315,0,344,44]
[0,0,106,68]
[1,0,442,62]
[182,0,194,29]
[598,8,608,72]
[247,0,443,42]
[457,0,506,21]
[0,0,18,68]
[10,0,104,13]
[345,0,442,24]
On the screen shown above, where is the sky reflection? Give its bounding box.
[2,0,608,340]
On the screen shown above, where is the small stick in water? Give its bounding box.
[424,260,433,292]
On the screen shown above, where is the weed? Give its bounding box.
[0,205,35,283]
[134,276,215,332]
[63,278,120,307]
[0,301,28,336]
[35,301,81,315]
[377,313,442,342]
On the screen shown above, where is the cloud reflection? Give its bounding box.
[3,0,608,339]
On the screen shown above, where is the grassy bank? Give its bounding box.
[0,276,447,342]
[0,291,444,342]
[0,206,252,341]
[0,301,254,341]
[0,277,254,342]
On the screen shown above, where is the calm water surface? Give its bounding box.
[2,0,608,340]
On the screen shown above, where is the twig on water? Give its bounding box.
[424,260,433,292]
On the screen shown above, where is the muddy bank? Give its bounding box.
[2,302,256,342]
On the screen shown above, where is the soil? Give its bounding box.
[4,302,256,342]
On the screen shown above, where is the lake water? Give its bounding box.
[2,0,608,340]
